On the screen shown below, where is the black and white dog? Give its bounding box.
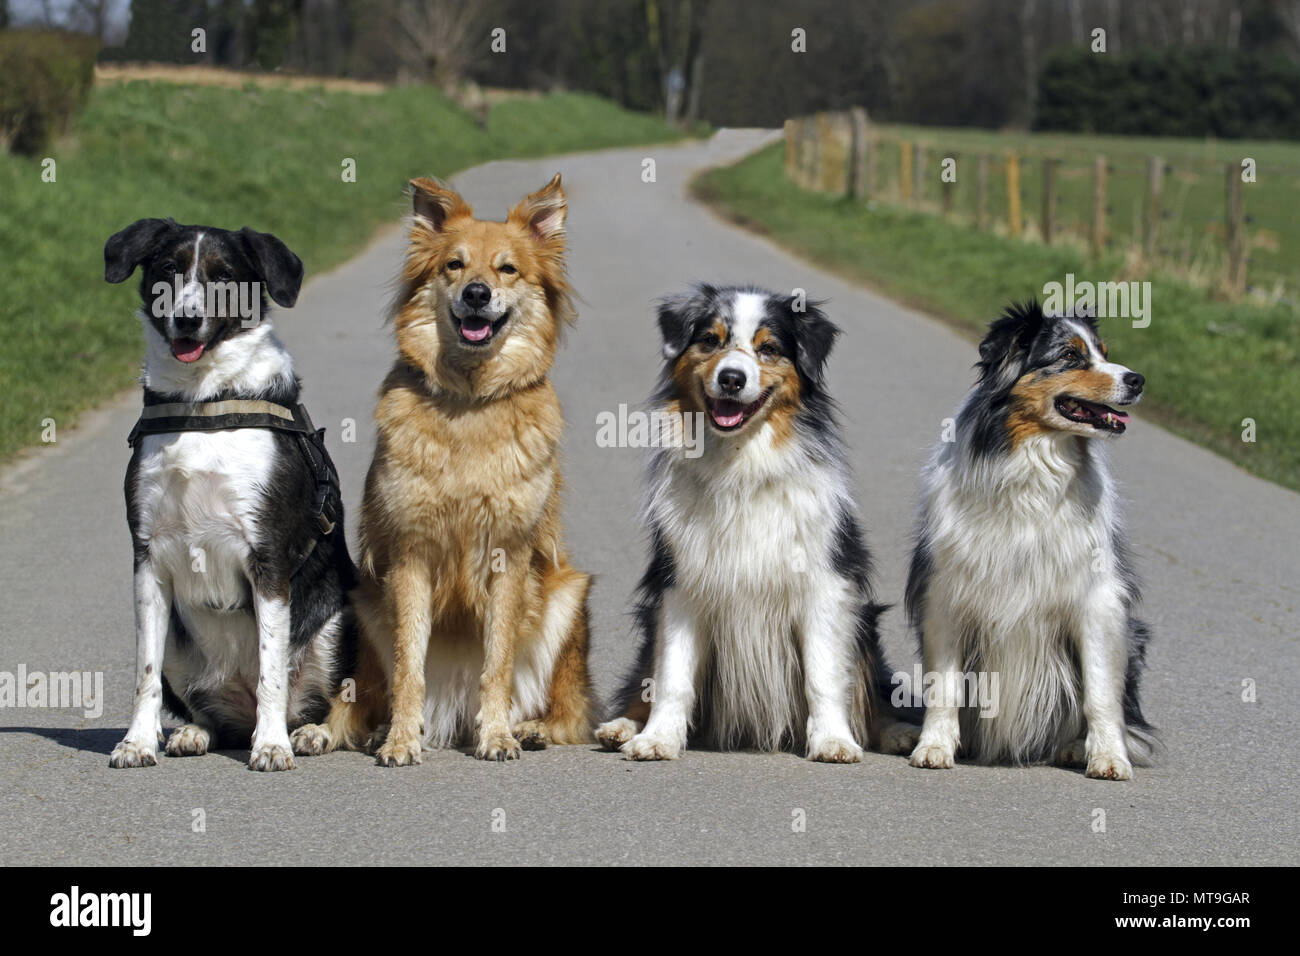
[104,218,356,771]
[595,285,917,761]
[906,301,1157,780]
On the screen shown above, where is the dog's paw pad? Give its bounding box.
[375,730,422,767]
[808,736,864,763]
[909,743,956,769]
[476,733,522,762]
[621,733,681,761]
[1085,752,1132,781]
[108,740,158,769]
[512,720,549,751]
[594,717,640,750]
[248,742,295,772]
[290,723,333,757]
[165,725,211,757]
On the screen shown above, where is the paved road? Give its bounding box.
[2,131,1296,866]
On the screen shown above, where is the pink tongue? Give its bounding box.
[172,340,205,363]
[461,321,491,342]
[712,407,745,428]
[1112,410,1131,423]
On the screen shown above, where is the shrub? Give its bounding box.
[0,30,98,156]
[1036,47,1300,140]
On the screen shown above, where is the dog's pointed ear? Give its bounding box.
[410,177,471,233]
[786,295,839,389]
[238,228,304,308]
[978,300,1044,383]
[509,173,566,243]
[104,218,175,283]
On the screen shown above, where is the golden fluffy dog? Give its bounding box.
[291,174,593,764]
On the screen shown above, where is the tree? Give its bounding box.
[391,0,487,88]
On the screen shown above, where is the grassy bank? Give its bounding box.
[0,81,685,462]
[870,122,1300,295]
[694,144,1299,492]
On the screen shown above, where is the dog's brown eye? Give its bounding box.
[698,333,721,349]
[446,259,463,271]
[499,263,517,275]
[759,342,781,358]
[1063,348,1083,364]
[159,262,177,276]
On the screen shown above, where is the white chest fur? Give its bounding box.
[133,428,276,610]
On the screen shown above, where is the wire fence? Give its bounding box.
[783,110,1300,299]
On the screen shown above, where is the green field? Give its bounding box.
[0,82,685,462]
[867,122,1300,296]
[695,143,1300,492]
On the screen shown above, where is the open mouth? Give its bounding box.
[457,311,510,346]
[704,388,772,431]
[170,338,206,363]
[1055,395,1131,433]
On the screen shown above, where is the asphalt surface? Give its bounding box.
[2,130,1297,866]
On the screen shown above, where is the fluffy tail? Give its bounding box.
[1123,617,1161,766]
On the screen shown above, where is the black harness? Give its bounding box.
[127,393,344,552]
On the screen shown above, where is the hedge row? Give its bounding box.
[1035,47,1300,140]
[0,30,98,156]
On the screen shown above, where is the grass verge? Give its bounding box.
[0,82,686,462]
[693,143,1299,492]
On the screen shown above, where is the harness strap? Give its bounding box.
[127,397,344,575]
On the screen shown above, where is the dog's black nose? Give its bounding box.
[718,368,746,394]
[1123,371,1145,393]
[173,312,202,336]
[462,282,492,311]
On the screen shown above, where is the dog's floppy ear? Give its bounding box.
[786,295,839,390]
[238,228,304,308]
[410,177,471,233]
[977,300,1044,385]
[508,173,566,244]
[657,284,715,362]
[104,218,176,283]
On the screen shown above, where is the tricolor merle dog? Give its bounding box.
[595,285,919,761]
[104,218,356,771]
[906,301,1158,779]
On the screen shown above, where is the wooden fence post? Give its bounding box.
[814,112,831,192]
[1041,158,1057,244]
[900,140,913,206]
[1091,154,1107,256]
[1144,156,1163,259]
[1226,162,1246,294]
[941,153,955,218]
[784,119,796,181]
[864,127,876,200]
[975,154,989,230]
[913,144,926,208]
[848,107,869,200]
[1006,153,1022,238]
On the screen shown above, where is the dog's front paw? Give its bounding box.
[1085,751,1132,781]
[248,741,295,772]
[594,717,641,750]
[290,723,333,757]
[375,727,422,767]
[109,739,158,769]
[165,724,211,757]
[621,732,681,761]
[512,720,549,751]
[476,731,522,762]
[909,742,956,769]
[807,735,863,763]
